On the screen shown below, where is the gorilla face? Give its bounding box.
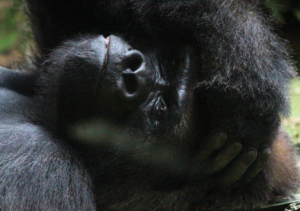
[99,35,195,129]
[46,34,199,179]
[57,36,195,134]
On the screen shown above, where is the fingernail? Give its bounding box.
[243,151,257,165]
[218,132,227,141]
[211,133,227,148]
[230,142,242,151]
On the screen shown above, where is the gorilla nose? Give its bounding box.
[123,50,144,73]
[121,50,147,96]
[119,49,150,104]
[106,35,151,107]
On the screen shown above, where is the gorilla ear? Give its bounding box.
[0,66,38,96]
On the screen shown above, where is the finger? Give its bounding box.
[195,132,227,161]
[241,148,271,183]
[220,149,258,186]
[206,141,242,174]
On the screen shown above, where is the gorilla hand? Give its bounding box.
[190,132,271,186]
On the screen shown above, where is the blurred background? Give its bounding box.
[0,0,299,145]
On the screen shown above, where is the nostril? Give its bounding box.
[122,73,138,94]
[127,54,143,72]
[123,51,144,72]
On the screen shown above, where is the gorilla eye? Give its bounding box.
[169,59,176,67]
[166,57,178,71]
[153,97,168,122]
[160,54,184,78]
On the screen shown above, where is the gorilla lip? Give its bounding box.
[106,36,110,46]
[102,36,110,71]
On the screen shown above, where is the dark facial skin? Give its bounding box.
[47,35,270,190]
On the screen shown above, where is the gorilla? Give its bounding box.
[0,0,299,210]
[0,66,37,96]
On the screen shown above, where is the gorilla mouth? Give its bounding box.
[102,36,110,72]
[106,36,110,46]
[105,36,110,54]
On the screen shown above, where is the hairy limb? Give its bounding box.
[0,66,38,96]
[0,123,96,211]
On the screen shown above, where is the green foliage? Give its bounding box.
[284,78,300,144]
[265,0,288,21]
[0,0,27,54]
[290,79,300,117]
[264,0,300,22]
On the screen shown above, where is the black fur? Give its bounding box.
[0,66,37,96]
[0,0,298,210]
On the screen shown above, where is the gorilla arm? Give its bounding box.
[0,66,38,96]
[0,90,95,210]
